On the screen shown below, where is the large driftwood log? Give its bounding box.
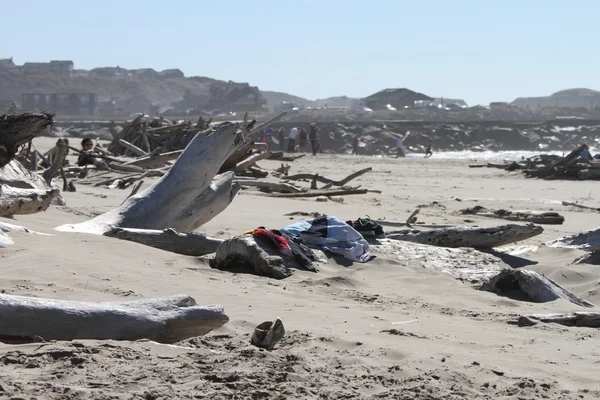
[56,122,243,234]
[0,185,59,217]
[386,223,543,248]
[546,227,600,250]
[0,112,54,167]
[42,138,68,186]
[460,206,565,225]
[105,227,223,256]
[0,294,228,343]
[107,114,143,154]
[517,312,600,328]
[480,269,594,307]
[284,167,372,187]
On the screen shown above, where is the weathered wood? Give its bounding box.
[0,294,228,343]
[42,139,68,186]
[480,269,594,307]
[232,152,272,174]
[0,112,54,167]
[108,114,143,154]
[107,162,146,174]
[105,227,223,256]
[460,206,565,225]
[0,185,59,217]
[237,180,303,193]
[56,122,244,235]
[546,227,600,250]
[126,180,144,200]
[284,167,372,187]
[386,223,544,248]
[541,144,586,177]
[270,188,369,198]
[119,139,148,157]
[562,201,600,212]
[517,312,600,328]
[123,150,183,169]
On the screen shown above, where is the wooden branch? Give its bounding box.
[0,294,228,343]
[248,112,287,136]
[107,162,146,174]
[237,180,303,193]
[517,312,600,328]
[56,122,244,235]
[562,201,600,212]
[460,206,565,225]
[232,152,272,174]
[42,138,68,186]
[127,180,144,199]
[540,144,586,177]
[119,139,148,157]
[108,114,143,153]
[480,269,594,307]
[105,227,223,256]
[123,150,183,169]
[386,223,544,248]
[284,167,372,187]
[269,188,368,198]
[406,209,420,228]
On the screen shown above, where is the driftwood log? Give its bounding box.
[42,138,68,187]
[546,227,600,250]
[517,312,600,328]
[460,206,565,225]
[480,269,594,307]
[0,112,54,167]
[0,294,228,343]
[386,223,544,248]
[270,188,368,198]
[56,122,244,234]
[562,201,600,212]
[119,139,147,156]
[238,180,303,193]
[105,227,223,256]
[123,150,183,169]
[284,167,372,187]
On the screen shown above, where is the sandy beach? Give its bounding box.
[1,137,599,399]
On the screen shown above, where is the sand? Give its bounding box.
[1,139,599,399]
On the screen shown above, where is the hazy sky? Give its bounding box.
[2,0,597,104]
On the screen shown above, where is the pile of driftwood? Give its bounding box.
[470,144,600,180]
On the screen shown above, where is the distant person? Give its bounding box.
[309,123,319,156]
[352,135,360,155]
[580,144,593,161]
[298,125,308,152]
[77,138,98,166]
[395,133,407,158]
[262,128,272,151]
[278,127,286,151]
[424,138,433,158]
[288,126,299,152]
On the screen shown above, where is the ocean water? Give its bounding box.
[404,150,566,162]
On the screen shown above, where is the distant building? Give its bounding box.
[131,68,159,80]
[362,88,432,110]
[22,90,97,115]
[89,66,129,78]
[207,81,266,111]
[489,102,509,109]
[428,98,468,108]
[112,95,156,116]
[0,58,16,69]
[159,69,184,79]
[49,60,74,76]
[22,62,52,75]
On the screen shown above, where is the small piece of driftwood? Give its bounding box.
[460,206,565,225]
[237,180,303,193]
[284,167,372,187]
[517,312,600,328]
[269,188,368,198]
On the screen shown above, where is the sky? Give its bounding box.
[1,0,598,105]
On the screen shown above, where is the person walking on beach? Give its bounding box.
[309,123,319,156]
[298,125,308,152]
[262,127,272,151]
[395,131,409,158]
[288,126,299,152]
[352,135,360,155]
[424,138,433,158]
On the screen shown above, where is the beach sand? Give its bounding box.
[1,138,599,399]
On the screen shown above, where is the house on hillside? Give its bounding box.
[49,60,74,76]
[207,81,266,112]
[0,58,16,70]
[21,89,97,115]
[89,66,129,79]
[490,102,509,110]
[428,98,468,108]
[131,68,158,79]
[362,88,432,110]
[22,62,52,75]
[159,69,184,79]
[112,95,156,116]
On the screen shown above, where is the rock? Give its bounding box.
[251,318,285,350]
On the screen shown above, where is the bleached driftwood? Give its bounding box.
[517,312,600,328]
[238,180,303,193]
[42,138,68,186]
[460,206,565,225]
[562,201,600,212]
[480,269,594,307]
[231,152,272,174]
[0,220,51,248]
[107,162,146,174]
[119,139,147,156]
[56,122,243,234]
[284,167,372,187]
[0,112,54,167]
[105,227,223,256]
[546,227,600,250]
[123,150,182,169]
[0,294,228,343]
[386,223,543,248]
[0,185,59,217]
